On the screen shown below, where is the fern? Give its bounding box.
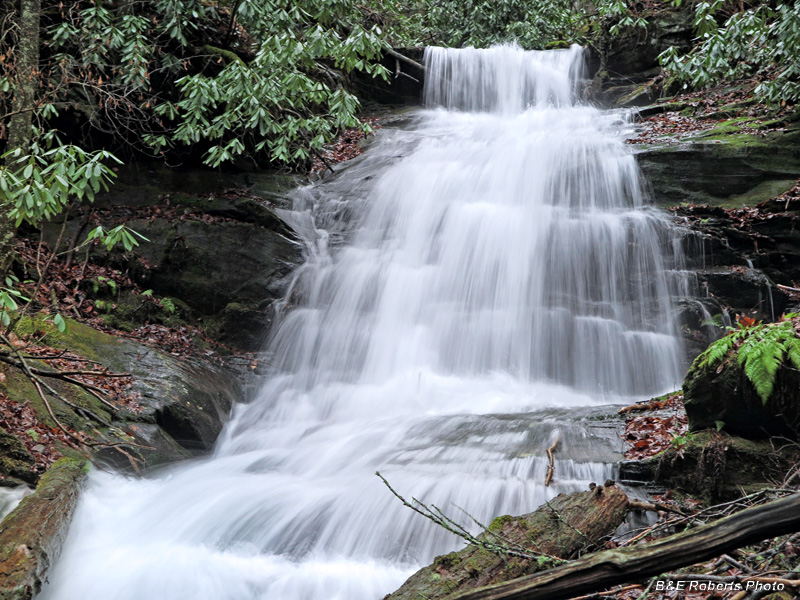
[697,327,745,368]
[787,335,800,371]
[698,315,800,405]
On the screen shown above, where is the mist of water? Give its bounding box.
[41,44,684,600]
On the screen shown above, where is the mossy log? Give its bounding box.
[384,483,629,600]
[0,458,88,600]
[448,492,800,600]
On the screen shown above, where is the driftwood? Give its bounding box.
[0,458,88,600]
[544,435,559,487]
[384,484,630,600]
[385,47,425,73]
[447,492,800,600]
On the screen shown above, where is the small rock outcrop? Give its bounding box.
[43,165,304,352]
[589,8,694,107]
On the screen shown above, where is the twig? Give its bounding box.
[31,378,85,445]
[0,353,128,378]
[19,353,106,366]
[635,577,657,600]
[570,583,643,600]
[63,377,119,413]
[628,499,688,517]
[721,553,755,574]
[545,433,560,487]
[376,471,563,563]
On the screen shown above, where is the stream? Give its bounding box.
[42,44,686,600]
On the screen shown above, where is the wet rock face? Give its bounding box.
[123,352,239,448]
[90,338,243,470]
[637,125,800,364]
[588,9,694,107]
[671,201,798,319]
[127,216,300,351]
[637,127,800,209]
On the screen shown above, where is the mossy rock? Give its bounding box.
[4,315,241,472]
[683,338,800,441]
[0,457,87,600]
[637,122,800,208]
[623,430,800,504]
[0,322,114,437]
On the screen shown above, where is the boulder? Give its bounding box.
[620,430,800,503]
[2,317,242,473]
[0,432,36,486]
[683,325,800,440]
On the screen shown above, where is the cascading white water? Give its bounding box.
[42,44,684,600]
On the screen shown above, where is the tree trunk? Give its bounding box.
[1,0,41,273]
[6,0,41,154]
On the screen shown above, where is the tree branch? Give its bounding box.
[448,492,800,600]
[385,47,425,73]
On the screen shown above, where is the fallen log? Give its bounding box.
[0,457,88,600]
[447,492,800,600]
[384,483,629,600]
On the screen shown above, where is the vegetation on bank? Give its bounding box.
[0,0,796,311]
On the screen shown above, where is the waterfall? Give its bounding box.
[41,44,684,600]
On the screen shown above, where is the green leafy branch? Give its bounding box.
[659,2,800,104]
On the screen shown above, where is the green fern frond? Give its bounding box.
[786,336,800,371]
[739,336,782,403]
[699,335,736,368]
[699,318,799,404]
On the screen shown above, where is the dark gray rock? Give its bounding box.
[588,8,694,107]
[0,319,242,473]
[637,128,800,209]
[96,340,242,469]
[683,342,800,440]
[0,431,36,486]
[43,166,305,351]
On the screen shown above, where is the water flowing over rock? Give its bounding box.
[41,45,685,600]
